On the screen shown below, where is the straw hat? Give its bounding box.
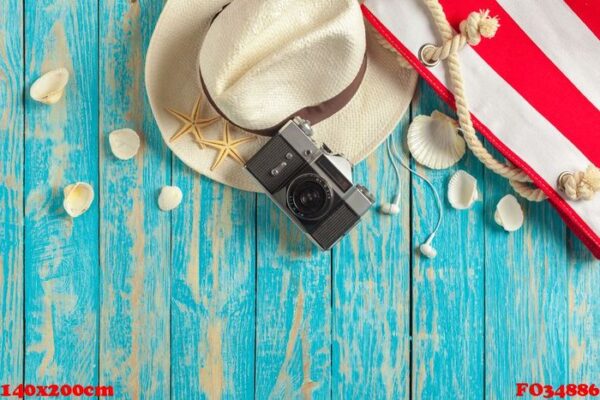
[146,0,417,192]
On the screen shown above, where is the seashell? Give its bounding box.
[109,128,140,160]
[63,182,94,218]
[158,186,183,211]
[494,194,524,232]
[447,170,479,210]
[30,68,70,105]
[407,110,466,169]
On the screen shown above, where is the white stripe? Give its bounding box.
[365,0,600,238]
[498,0,600,111]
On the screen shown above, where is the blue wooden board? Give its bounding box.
[1,1,599,399]
[171,174,256,399]
[484,144,569,399]
[0,0,24,390]
[411,81,485,400]
[99,1,170,398]
[255,197,331,399]
[23,0,99,389]
[332,113,411,399]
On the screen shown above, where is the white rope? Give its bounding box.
[418,0,600,202]
[418,1,547,201]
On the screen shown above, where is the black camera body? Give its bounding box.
[245,118,375,250]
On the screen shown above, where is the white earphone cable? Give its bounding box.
[386,134,443,244]
[386,139,403,206]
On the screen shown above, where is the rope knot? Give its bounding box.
[422,9,499,64]
[559,165,600,201]
[460,10,500,45]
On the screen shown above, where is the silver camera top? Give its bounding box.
[280,118,354,183]
[292,116,314,137]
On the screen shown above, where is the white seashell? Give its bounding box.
[158,186,183,211]
[30,68,70,105]
[109,128,140,160]
[494,195,524,232]
[447,170,479,210]
[63,182,94,218]
[407,110,466,169]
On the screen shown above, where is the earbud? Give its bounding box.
[419,234,438,259]
[380,202,400,215]
[380,201,400,215]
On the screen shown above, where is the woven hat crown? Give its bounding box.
[199,0,367,132]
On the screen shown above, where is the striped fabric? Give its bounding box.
[363,0,600,258]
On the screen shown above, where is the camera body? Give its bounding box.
[245,117,375,250]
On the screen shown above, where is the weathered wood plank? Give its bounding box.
[567,235,600,389]
[485,147,568,399]
[171,169,256,399]
[24,0,99,387]
[332,115,411,398]
[0,0,24,388]
[254,198,331,399]
[99,0,170,398]
[411,80,485,399]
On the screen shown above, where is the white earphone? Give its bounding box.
[380,135,443,259]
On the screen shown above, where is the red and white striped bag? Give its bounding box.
[363,0,600,258]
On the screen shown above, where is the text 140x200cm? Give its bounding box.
[1,384,114,398]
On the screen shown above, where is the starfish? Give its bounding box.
[165,93,220,148]
[199,122,256,171]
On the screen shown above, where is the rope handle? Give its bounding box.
[418,3,549,201]
[375,0,600,202]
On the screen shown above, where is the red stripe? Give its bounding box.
[362,5,600,259]
[564,0,600,40]
[437,0,600,166]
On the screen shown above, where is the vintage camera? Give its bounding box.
[245,117,375,250]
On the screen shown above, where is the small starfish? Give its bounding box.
[199,122,256,171]
[165,93,220,148]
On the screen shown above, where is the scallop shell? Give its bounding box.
[158,186,183,211]
[30,68,70,105]
[447,170,479,210]
[109,128,140,160]
[494,195,524,232]
[407,111,466,169]
[63,182,94,218]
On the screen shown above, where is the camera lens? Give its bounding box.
[287,174,333,221]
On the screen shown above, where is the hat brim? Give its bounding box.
[146,0,418,192]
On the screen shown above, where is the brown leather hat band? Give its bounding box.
[199,54,367,137]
